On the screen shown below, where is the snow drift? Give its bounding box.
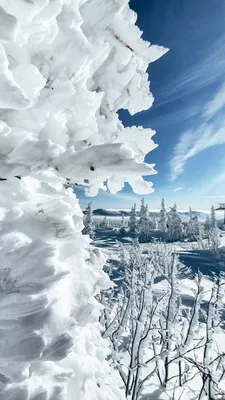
[0,0,167,399]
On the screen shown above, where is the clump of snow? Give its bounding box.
[0,0,167,399]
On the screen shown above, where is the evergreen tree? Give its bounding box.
[207,206,220,251]
[138,199,151,242]
[187,207,200,239]
[204,214,211,237]
[82,202,95,239]
[158,198,167,232]
[187,207,194,238]
[203,213,220,250]
[210,205,217,229]
[119,215,126,235]
[149,213,157,230]
[167,204,182,242]
[139,198,146,229]
[128,203,138,237]
[101,216,108,228]
[192,215,200,237]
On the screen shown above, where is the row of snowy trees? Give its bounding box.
[82,199,220,248]
[128,199,157,241]
[126,199,220,246]
[99,242,225,400]
[157,200,219,243]
[127,199,187,243]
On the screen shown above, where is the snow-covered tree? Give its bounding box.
[101,216,108,228]
[167,204,183,242]
[204,214,211,236]
[192,215,201,237]
[0,1,168,399]
[138,199,150,242]
[139,198,146,228]
[187,208,200,239]
[158,198,167,232]
[203,211,220,251]
[149,212,157,230]
[128,203,138,237]
[119,215,126,235]
[187,207,194,237]
[100,246,225,400]
[209,226,221,252]
[210,205,217,229]
[82,202,95,238]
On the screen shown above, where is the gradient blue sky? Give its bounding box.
[77,0,225,210]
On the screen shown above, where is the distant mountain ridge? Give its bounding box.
[90,208,209,222]
[92,208,130,217]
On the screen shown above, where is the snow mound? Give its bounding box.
[0,0,167,399]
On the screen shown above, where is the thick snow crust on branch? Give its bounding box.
[0,0,167,399]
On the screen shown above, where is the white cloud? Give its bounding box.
[170,94,225,181]
[156,32,225,107]
[203,82,225,119]
[173,187,184,192]
[167,29,225,182]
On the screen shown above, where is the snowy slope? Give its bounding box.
[0,1,167,400]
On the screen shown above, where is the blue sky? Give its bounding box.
[77,0,225,210]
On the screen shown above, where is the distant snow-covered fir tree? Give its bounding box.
[158,197,167,232]
[192,215,201,237]
[138,199,149,241]
[209,206,220,251]
[209,226,221,251]
[139,198,146,229]
[187,207,200,239]
[210,205,217,228]
[203,212,220,250]
[82,202,95,239]
[204,214,211,237]
[128,203,138,237]
[187,207,194,238]
[149,212,157,229]
[119,215,126,235]
[167,204,183,242]
[101,216,108,228]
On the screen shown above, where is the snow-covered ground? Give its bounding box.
[93,227,225,399]
[93,226,225,312]
[93,226,225,275]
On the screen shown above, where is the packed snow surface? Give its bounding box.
[0,0,168,399]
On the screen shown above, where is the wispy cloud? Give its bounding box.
[203,82,225,119]
[170,80,225,181]
[173,187,184,192]
[203,167,225,193]
[157,33,225,107]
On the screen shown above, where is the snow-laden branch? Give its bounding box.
[0,0,168,399]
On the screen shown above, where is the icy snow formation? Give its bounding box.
[0,0,167,399]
